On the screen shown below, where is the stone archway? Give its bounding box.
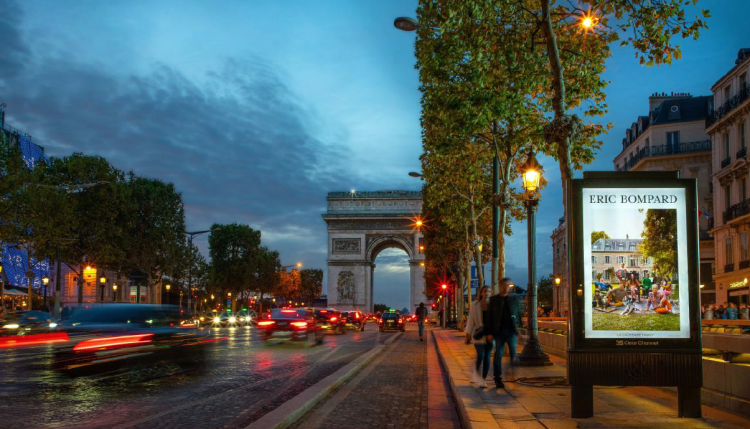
[323,191,426,312]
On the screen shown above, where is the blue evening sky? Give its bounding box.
[1,0,748,310]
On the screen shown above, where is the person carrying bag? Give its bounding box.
[464,286,492,388]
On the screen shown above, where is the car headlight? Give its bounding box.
[49,322,58,328]
[229,317,237,323]
[214,317,221,323]
[3,324,19,329]
[243,317,250,322]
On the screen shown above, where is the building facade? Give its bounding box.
[709,48,750,307]
[550,217,568,316]
[613,91,715,301]
[591,238,655,283]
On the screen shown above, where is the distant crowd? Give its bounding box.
[702,302,749,320]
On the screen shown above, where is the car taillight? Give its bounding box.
[291,322,308,328]
[258,321,276,327]
[355,313,360,320]
[73,334,153,351]
[398,319,404,324]
[330,316,338,322]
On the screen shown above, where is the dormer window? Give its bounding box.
[670,105,679,113]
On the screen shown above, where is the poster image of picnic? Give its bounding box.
[582,187,690,339]
[589,208,679,333]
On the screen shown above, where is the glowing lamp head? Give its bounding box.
[165,284,171,291]
[112,284,117,291]
[419,245,424,251]
[419,262,425,267]
[416,220,423,227]
[85,265,92,271]
[441,284,447,290]
[520,151,543,194]
[99,276,106,284]
[555,277,561,286]
[296,262,302,268]
[211,294,215,300]
[42,276,49,285]
[227,292,232,297]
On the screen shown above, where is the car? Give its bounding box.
[235,310,255,326]
[379,311,405,332]
[1,310,59,335]
[341,311,365,331]
[313,308,346,335]
[53,304,211,378]
[257,308,323,346]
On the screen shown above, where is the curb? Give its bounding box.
[431,330,499,429]
[245,331,402,429]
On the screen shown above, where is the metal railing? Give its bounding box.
[724,197,750,223]
[725,263,735,273]
[740,260,750,270]
[707,85,750,128]
[721,156,732,168]
[619,140,711,171]
[738,147,748,159]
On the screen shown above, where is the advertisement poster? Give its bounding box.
[582,187,690,339]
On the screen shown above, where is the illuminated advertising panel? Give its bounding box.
[582,188,689,339]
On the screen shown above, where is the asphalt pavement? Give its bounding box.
[0,321,394,429]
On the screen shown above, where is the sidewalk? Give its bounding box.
[433,329,750,429]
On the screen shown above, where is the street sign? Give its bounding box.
[567,172,701,418]
[470,265,485,292]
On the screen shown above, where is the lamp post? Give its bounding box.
[42,276,50,308]
[165,284,171,305]
[185,228,215,315]
[99,276,107,302]
[441,283,447,329]
[554,276,561,316]
[517,152,551,366]
[112,284,118,302]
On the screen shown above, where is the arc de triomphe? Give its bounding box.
[322,191,427,312]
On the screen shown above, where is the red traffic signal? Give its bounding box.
[441,284,447,290]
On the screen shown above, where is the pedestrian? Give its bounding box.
[740,303,749,320]
[486,278,523,389]
[437,308,444,327]
[465,286,491,388]
[415,302,428,341]
[726,302,739,320]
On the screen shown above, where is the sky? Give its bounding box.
[1,0,749,310]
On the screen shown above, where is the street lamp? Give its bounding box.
[408,171,423,178]
[112,284,118,302]
[165,284,171,305]
[99,276,107,302]
[42,276,50,307]
[394,17,418,32]
[517,151,551,366]
[441,284,448,329]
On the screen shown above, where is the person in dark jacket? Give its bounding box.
[486,278,522,388]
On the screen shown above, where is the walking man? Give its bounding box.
[486,278,522,388]
[415,302,428,341]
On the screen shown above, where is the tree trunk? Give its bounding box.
[77,264,84,304]
[469,203,485,288]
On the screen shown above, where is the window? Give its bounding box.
[741,73,748,92]
[591,255,597,264]
[604,270,611,280]
[742,179,747,202]
[629,258,638,267]
[617,256,625,264]
[604,256,611,264]
[725,85,731,102]
[726,237,734,264]
[592,270,597,279]
[726,184,732,210]
[667,131,680,151]
[725,133,731,158]
[742,122,747,149]
[742,232,749,262]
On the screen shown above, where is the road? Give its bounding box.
[0,322,395,429]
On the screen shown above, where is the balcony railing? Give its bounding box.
[619,140,712,172]
[740,260,750,270]
[724,198,750,223]
[708,217,714,230]
[721,156,732,168]
[738,147,748,159]
[707,85,750,128]
[725,263,735,273]
[699,229,712,241]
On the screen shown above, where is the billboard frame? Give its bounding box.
[567,171,702,418]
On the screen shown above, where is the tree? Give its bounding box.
[255,247,281,314]
[300,269,323,304]
[275,269,301,304]
[640,209,677,277]
[122,174,186,304]
[537,275,555,308]
[208,223,261,312]
[373,303,388,314]
[591,231,610,244]
[41,153,127,304]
